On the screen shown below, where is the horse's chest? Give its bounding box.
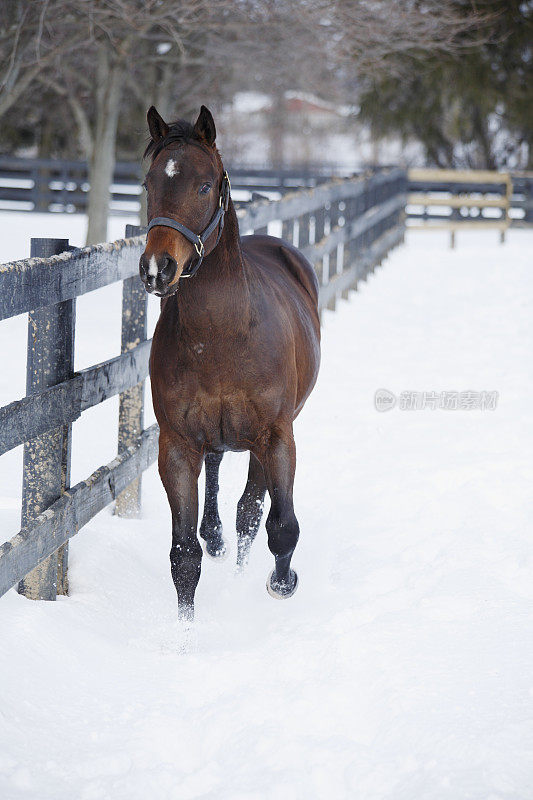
[152,314,291,450]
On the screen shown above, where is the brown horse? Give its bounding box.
[140,105,320,621]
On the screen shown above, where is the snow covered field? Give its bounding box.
[0,213,532,799]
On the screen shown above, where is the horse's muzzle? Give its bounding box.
[139,251,179,296]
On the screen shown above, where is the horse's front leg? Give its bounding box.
[199,451,228,560]
[256,424,300,599]
[158,429,203,621]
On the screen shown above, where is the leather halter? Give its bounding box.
[146,171,231,278]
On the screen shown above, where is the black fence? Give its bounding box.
[0,155,352,215]
[508,172,533,224]
[0,168,406,601]
[1,156,532,227]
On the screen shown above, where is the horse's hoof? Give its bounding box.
[202,537,229,562]
[266,569,298,599]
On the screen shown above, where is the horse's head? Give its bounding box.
[139,105,225,297]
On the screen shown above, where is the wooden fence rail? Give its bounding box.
[0,168,406,600]
[406,168,533,247]
[2,155,532,226]
[0,156,348,215]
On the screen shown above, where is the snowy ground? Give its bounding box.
[0,214,532,799]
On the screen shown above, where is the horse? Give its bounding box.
[139,104,320,621]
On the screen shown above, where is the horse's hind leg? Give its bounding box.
[199,451,228,560]
[257,426,299,599]
[236,453,266,571]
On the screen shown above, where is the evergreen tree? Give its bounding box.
[357,1,533,169]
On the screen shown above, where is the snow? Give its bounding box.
[231,91,272,114]
[0,211,139,261]
[0,216,532,798]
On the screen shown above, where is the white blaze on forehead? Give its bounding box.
[165,158,179,178]
[148,255,158,277]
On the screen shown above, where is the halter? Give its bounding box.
[146,171,230,279]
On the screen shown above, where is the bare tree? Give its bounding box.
[1,0,492,242]
[37,1,231,243]
[198,0,492,165]
[0,1,234,242]
[0,1,86,118]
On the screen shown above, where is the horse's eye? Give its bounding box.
[199,183,211,195]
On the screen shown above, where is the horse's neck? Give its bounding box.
[175,199,250,335]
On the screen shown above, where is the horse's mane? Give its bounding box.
[143,119,207,161]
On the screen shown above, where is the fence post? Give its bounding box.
[502,173,512,244]
[281,218,294,245]
[313,207,325,285]
[298,212,310,250]
[522,175,533,225]
[343,196,358,297]
[341,199,352,300]
[18,238,74,600]
[327,201,341,311]
[32,164,49,213]
[116,224,147,517]
[341,239,352,300]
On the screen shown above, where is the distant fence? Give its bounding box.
[407,168,533,246]
[1,156,532,231]
[0,155,350,214]
[0,167,406,601]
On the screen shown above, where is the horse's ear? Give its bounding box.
[193,105,216,146]
[147,106,169,143]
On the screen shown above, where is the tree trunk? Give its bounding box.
[86,49,124,245]
[472,105,496,170]
[134,60,181,228]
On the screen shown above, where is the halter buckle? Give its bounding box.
[194,237,205,258]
